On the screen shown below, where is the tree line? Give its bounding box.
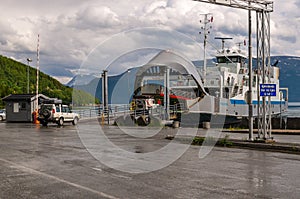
[0,55,99,108]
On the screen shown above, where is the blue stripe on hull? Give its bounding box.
[230,99,286,105]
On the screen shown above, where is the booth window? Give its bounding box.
[20,102,26,110]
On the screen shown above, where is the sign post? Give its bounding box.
[259,83,276,141]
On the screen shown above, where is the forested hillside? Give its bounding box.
[0,55,99,107]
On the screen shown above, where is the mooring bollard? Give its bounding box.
[203,122,210,129]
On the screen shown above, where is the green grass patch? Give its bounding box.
[192,135,233,147]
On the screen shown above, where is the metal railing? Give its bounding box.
[73,102,187,122]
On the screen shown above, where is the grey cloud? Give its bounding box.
[0,0,299,82]
[74,6,121,29]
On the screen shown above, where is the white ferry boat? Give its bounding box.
[130,46,288,127]
[188,45,288,125]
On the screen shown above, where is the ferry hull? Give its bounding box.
[178,112,242,128]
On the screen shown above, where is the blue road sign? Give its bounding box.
[260,84,276,97]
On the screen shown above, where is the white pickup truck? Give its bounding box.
[38,104,80,126]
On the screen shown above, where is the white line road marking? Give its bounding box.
[0,158,120,199]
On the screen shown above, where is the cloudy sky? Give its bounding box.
[0,0,299,84]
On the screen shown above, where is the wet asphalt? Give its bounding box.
[0,120,299,198]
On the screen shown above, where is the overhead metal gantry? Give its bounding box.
[193,0,274,141]
[193,0,273,12]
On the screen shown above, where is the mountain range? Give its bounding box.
[67,56,300,103]
[1,54,298,108]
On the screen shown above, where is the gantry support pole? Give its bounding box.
[193,0,274,141]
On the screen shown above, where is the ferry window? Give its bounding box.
[232,57,238,62]
[217,57,226,63]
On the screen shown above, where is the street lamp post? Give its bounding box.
[127,69,131,102]
[26,58,32,94]
[248,7,254,141]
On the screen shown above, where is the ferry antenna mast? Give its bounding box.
[199,13,213,83]
[193,0,274,141]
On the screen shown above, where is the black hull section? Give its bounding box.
[179,113,242,128]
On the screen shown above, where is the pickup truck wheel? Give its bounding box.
[58,118,64,126]
[41,121,48,126]
[72,117,78,125]
[144,116,151,125]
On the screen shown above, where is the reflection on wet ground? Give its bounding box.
[0,121,299,198]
